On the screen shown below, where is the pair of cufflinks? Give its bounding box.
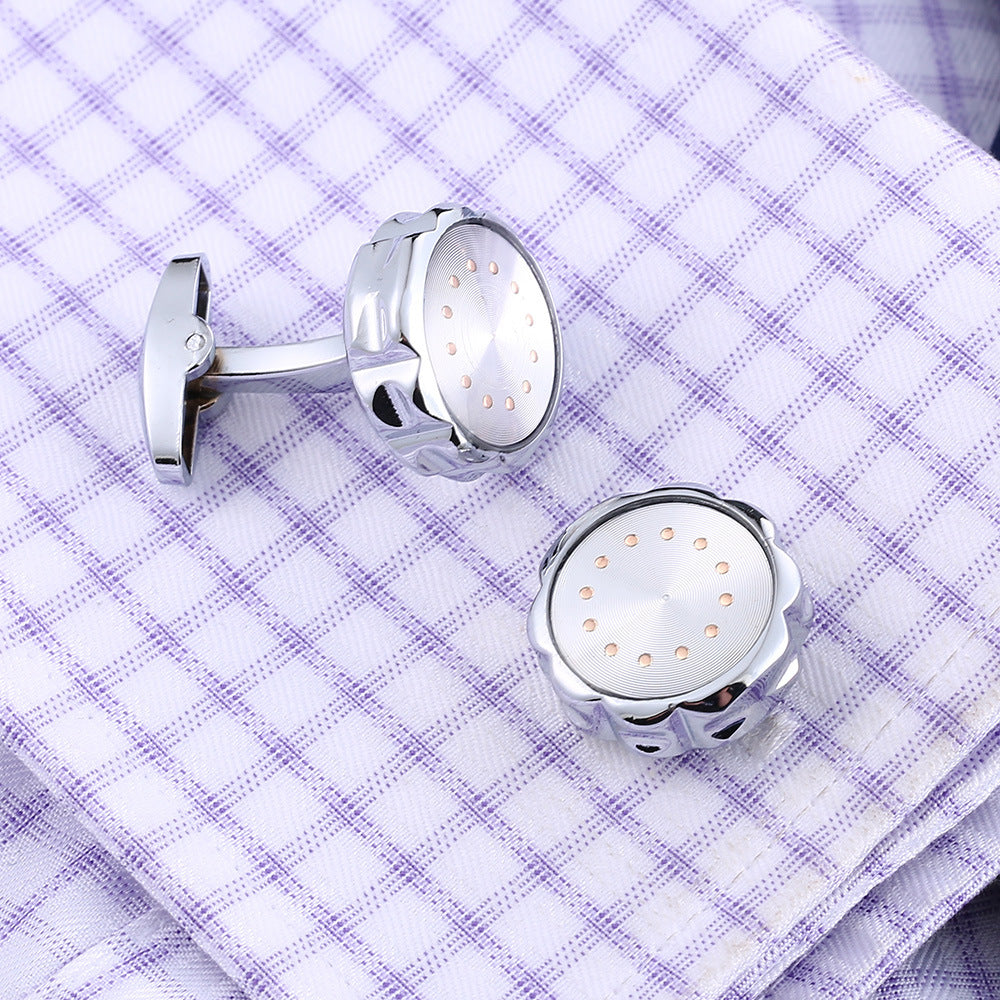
[141,204,811,758]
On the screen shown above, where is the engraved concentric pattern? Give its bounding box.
[422,221,557,449]
[548,499,775,699]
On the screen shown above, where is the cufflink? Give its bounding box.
[528,484,811,757]
[140,205,561,485]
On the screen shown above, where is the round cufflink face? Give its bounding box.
[421,220,558,451]
[548,498,775,699]
[529,485,811,757]
[345,205,561,480]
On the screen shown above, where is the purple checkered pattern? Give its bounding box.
[759,733,1000,997]
[874,877,1000,999]
[2,0,1000,998]
[0,746,242,998]
[805,0,1000,149]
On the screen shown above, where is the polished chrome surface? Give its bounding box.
[201,337,348,395]
[141,255,216,486]
[141,254,351,485]
[344,204,561,480]
[422,221,557,449]
[529,484,811,758]
[142,204,561,485]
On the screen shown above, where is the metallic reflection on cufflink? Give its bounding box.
[528,484,812,758]
[140,205,562,485]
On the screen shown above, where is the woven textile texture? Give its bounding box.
[772,8,1000,990]
[874,878,1000,1000]
[763,753,1000,998]
[0,746,244,999]
[805,0,1000,149]
[2,0,1000,998]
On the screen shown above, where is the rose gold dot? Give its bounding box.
[449,275,459,288]
[579,586,594,600]
[505,396,515,410]
[466,259,477,272]
[675,646,689,660]
[446,341,457,355]
[604,643,618,656]
[638,653,652,667]
[625,534,638,547]
[583,618,597,632]
[510,280,519,294]
[694,537,707,550]
[720,593,733,607]
[460,375,472,389]
[660,527,674,540]
[525,313,534,326]
[442,305,453,319]
[716,561,729,574]
[522,380,531,393]
[705,624,719,638]
[483,394,493,409]
[595,555,609,569]
[529,350,539,363]
[489,261,498,274]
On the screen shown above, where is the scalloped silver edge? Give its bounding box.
[527,484,812,757]
[343,204,562,480]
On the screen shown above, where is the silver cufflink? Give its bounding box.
[528,484,811,757]
[141,204,562,485]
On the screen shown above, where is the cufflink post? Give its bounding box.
[140,205,562,487]
[140,254,349,485]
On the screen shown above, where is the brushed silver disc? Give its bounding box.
[548,499,774,699]
[422,221,557,449]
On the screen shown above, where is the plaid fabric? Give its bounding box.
[761,736,1000,998]
[806,0,1000,149]
[2,0,1000,998]
[0,747,243,999]
[874,878,1000,1000]
[25,911,244,1000]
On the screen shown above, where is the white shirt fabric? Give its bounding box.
[2,1,1000,998]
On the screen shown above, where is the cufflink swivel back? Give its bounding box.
[141,205,562,485]
[528,485,811,757]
